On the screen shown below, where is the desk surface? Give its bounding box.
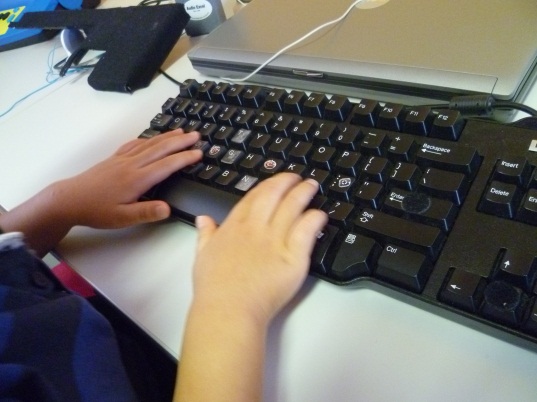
[2,1,537,401]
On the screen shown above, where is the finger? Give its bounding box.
[270,178,320,235]
[225,173,302,224]
[102,201,171,228]
[137,148,203,188]
[286,209,328,257]
[195,215,218,253]
[133,131,200,166]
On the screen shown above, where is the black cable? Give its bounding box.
[494,100,537,117]
[159,69,182,85]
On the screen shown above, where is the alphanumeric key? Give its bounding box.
[233,108,255,128]
[215,169,240,189]
[186,101,206,120]
[284,163,307,176]
[324,95,352,122]
[325,200,355,228]
[312,122,337,145]
[230,128,253,151]
[150,113,173,131]
[270,114,294,136]
[387,135,417,162]
[268,137,293,160]
[259,158,285,178]
[234,174,259,195]
[355,181,384,209]
[198,122,218,141]
[420,167,468,205]
[388,162,421,190]
[251,111,274,133]
[205,144,227,164]
[335,125,361,150]
[350,99,380,127]
[376,103,405,131]
[328,175,357,201]
[249,133,271,155]
[362,156,391,184]
[283,90,307,114]
[197,164,221,182]
[217,106,238,125]
[168,116,188,130]
[306,168,332,194]
[303,93,328,118]
[288,141,312,164]
[220,149,245,169]
[360,130,389,156]
[239,153,264,174]
[311,145,337,170]
[213,126,235,146]
[172,98,191,117]
[290,118,316,141]
[201,104,221,122]
[227,84,245,105]
[183,119,202,133]
[334,150,361,176]
[190,140,211,154]
[161,97,178,114]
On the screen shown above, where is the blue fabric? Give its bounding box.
[0,237,137,402]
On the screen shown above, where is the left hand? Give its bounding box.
[54,129,202,228]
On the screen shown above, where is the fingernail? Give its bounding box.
[155,204,170,220]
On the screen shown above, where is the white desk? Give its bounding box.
[2,2,537,401]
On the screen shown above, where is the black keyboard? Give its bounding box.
[141,79,537,349]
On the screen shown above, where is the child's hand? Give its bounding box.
[192,173,328,324]
[55,129,202,229]
[0,130,201,256]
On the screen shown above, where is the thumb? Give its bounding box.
[113,201,171,227]
[195,215,218,252]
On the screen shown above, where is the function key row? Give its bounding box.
[175,79,465,140]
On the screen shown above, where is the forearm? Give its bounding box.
[174,300,269,402]
[0,181,73,257]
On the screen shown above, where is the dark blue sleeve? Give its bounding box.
[0,234,138,402]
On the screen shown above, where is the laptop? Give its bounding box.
[188,0,537,104]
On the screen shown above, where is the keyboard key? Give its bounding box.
[324,95,352,122]
[234,174,259,195]
[311,145,337,170]
[439,268,485,313]
[495,249,537,292]
[251,111,274,133]
[388,162,421,191]
[226,84,245,105]
[376,103,404,131]
[430,109,465,140]
[492,157,532,187]
[416,142,480,177]
[376,244,432,292]
[350,99,380,127]
[311,225,339,275]
[197,80,215,101]
[361,156,391,184]
[242,85,266,108]
[481,280,527,327]
[360,130,389,156]
[264,88,287,112]
[479,181,522,219]
[303,93,328,118]
[355,181,384,209]
[419,168,468,205]
[387,135,417,162]
[178,78,199,98]
[517,188,537,225]
[403,106,434,135]
[325,200,355,227]
[210,82,229,103]
[328,176,358,201]
[150,113,173,131]
[354,209,445,260]
[215,169,240,189]
[259,158,285,178]
[330,233,380,281]
[283,90,307,114]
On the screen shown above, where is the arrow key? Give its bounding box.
[495,249,537,293]
[439,268,485,313]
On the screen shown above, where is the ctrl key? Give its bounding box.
[439,268,485,313]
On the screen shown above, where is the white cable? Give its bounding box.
[222,0,365,82]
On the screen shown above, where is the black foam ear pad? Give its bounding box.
[60,28,86,55]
